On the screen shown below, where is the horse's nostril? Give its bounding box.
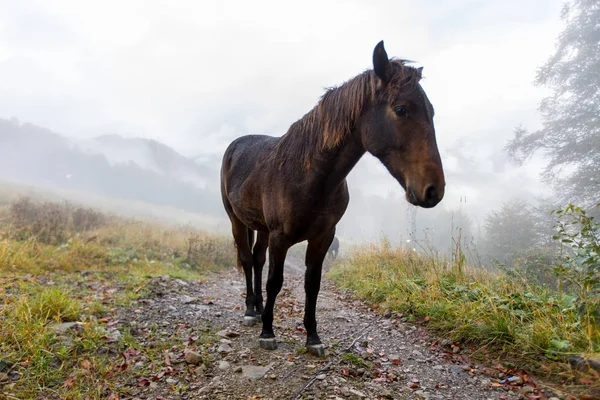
[424,185,437,202]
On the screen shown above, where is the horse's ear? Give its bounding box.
[416,66,423,79]
[373,40,392,84]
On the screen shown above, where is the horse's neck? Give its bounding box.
[309,132,366,194]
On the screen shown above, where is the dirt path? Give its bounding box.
[112,256,558,400]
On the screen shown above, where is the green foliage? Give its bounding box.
[505,0,600,206]
[552,203,600,329]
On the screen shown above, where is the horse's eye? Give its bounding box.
[394,106,408,117]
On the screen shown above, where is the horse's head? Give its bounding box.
[359,40,445,208]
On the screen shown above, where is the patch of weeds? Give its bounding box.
[12,286,81,323]
[341,352,371,369]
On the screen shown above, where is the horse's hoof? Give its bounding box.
[243,316,257,326]
[259,338,277,350]
[306,343,326,357]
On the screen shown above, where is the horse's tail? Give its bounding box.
[247,227,255,252]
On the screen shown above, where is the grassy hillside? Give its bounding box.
[0,196,236,399]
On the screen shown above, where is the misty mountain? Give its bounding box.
[76,134,218,189]
[0,118,223,216]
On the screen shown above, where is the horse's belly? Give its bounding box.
[231,203,268,231]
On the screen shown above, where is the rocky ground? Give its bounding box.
[109,256,564,400]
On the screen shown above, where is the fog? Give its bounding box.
[1,0,591,262]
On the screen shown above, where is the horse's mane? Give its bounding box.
[273,59,421,170]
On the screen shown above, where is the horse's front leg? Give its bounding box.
[259,231,289,350]
[303,229,335,356]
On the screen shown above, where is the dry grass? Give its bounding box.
[0,196,235,399]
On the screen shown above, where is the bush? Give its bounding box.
[552,203,600,331]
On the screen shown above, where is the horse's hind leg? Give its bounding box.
[229,217,257,326]
[252,232,268,319]
[259,231,289,350]
[303,229,335,356]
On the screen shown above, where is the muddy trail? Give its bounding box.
[112,256,559,400]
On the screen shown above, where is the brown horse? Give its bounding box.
[220,40,445,355]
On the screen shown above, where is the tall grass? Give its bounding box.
[327,237,599,379]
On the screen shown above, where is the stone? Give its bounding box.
[316,374,326,380]
[184,351,203,365]
[180,295,197,304]
[218,343,233,354]
[242,364,273,381]
[348,388,367,398]
[47,322,83,334]
[218,361,230,370]
[520,386,535,395]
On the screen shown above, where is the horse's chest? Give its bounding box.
[278,199,346,239]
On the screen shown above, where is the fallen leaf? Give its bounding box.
[138,378,151,387]
[81,360,92,370]
[580,377,594,385]
[424,316,430,322]
[62,375,76,388]
[114,362,128,372]
[122,349,140,360]
[107,394,120,400]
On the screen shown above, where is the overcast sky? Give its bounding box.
[0,0,565,215]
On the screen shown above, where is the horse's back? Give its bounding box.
[221,134,277,181]
[220,134,279,213]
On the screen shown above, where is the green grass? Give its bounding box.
[327,239,599,392]
[0,196,235,399]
